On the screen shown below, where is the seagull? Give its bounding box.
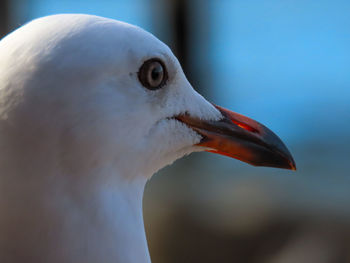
[0,14,295,263]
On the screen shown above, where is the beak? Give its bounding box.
[176,104,296,170]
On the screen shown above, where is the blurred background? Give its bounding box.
[2,0,350,262]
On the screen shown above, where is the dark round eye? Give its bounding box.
[138,59,168,90]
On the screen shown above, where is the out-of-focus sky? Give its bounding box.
[208,0,350,143]
[11,0,154,31]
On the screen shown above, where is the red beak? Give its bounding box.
[176,104,296,170]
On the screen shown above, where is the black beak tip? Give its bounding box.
[261,125,296,171]
[274,146,296,171]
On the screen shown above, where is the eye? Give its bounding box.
[138,58,168,90]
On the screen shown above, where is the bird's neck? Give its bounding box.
[0,115,153,262]
[0,158,151,263]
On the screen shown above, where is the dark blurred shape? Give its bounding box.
[151,207,349,263]
[0,0,9,38]
[169,0,202,93]
[159,0,211,96]
[145,159,350,263]
[171,0,188,71]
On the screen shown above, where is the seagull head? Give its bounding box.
[0,14,295,181]
[0,14,297,263]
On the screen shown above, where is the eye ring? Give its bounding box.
[138,58,168,90]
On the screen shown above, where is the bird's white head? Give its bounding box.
[0,14,222,180]
[0,14,295,183]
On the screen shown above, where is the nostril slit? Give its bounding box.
[232,120,259,134]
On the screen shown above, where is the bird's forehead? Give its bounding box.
[89,18,172,64]
[10,14,175,72]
